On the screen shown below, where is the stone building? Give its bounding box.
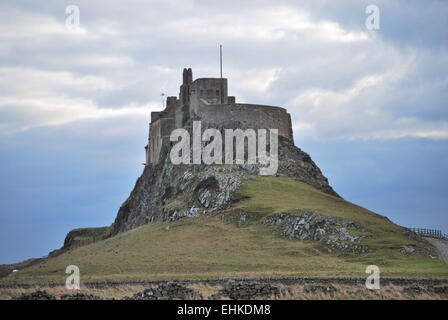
[146,68,294,165]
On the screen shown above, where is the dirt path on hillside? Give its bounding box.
[425,237,448,263]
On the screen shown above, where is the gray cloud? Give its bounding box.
[1,0,446,139]
[1,0,448,263]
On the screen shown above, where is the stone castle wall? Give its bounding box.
[150,102,294,164]
[196,103,294,142]
[147,68,294,164]
[148,117,175,165]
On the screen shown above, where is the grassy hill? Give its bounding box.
[2,177,447,283]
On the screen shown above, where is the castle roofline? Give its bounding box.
[233,102,286,111]
[205,102,287,112]
[193,77,227,82]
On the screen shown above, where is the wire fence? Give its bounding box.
[409,228,447,240]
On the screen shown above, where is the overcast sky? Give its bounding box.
[0,0,447,263]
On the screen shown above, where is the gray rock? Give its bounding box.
[400,245,416,254]
[262,209,369,253]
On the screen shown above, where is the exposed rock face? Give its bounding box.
[262,210,369,253]
[111,133,339,235]
[276,136,338,197]
[50,227,111,256]
[110,162,248,235]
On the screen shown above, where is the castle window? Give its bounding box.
[200,90,204,97]
[206,89,213,96]
[216,90,220,96]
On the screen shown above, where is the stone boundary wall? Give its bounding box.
[197,103,293,142]
[2,277,447,289]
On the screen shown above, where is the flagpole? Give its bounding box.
[220,44,223,79]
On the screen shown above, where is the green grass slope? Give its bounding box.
[3,177,447,283]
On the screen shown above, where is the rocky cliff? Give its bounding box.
[110,131,339,235]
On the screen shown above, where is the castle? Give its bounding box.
[145,68,294,165]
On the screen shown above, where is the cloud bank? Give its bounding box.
[0,0,447,263]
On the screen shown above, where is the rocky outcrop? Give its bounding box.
[262,210,369,253]
[110,161,248,235]
[49,227,111,257]
[276,136,338,197]
[62,227,110,249]
[110,134,339,235]
[400,245,416,255]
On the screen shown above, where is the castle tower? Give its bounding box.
[180,68,192,105]
[146,67,293,166]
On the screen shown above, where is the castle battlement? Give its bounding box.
[146,68,293,165]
